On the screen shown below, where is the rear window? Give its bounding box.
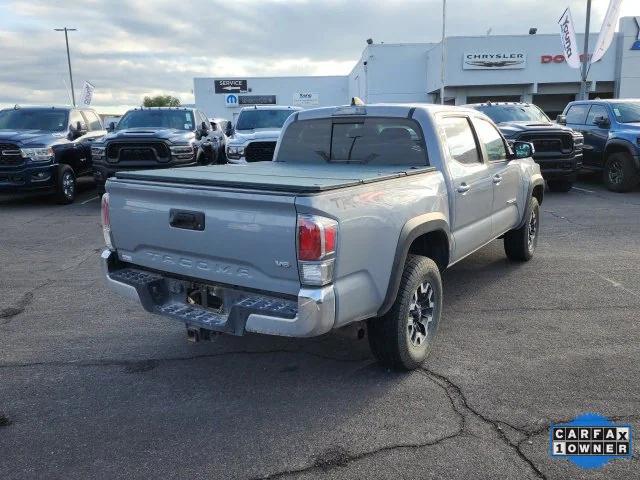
[276,117,428,166]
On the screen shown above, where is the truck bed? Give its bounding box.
[114,162,435,193]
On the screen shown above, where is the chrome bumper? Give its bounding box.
[101,249,335,338]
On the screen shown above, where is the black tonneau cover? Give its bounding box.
[114,162,435,193]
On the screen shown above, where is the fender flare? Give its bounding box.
[376,213,451,317]
[605,139,640,169]
[516,176,545,229]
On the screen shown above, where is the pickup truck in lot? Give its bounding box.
[226,105,301,163]
[0,105,106,203]
[466,102,583,192]
[559,99,640,192]
[101,103,544,370]
[92,107,221,193]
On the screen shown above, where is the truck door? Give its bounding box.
[564,104,593,165]
[583,105,611,168]
[440,116,494,261]
[471,117,520,237]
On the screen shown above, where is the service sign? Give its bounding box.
[463,52,526,70]
[215,79,248,94]
[293,92,319,107]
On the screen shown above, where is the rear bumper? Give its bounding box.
[0,163,57,192]
[101,249,335,338]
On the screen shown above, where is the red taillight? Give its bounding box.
[297,215,337,261]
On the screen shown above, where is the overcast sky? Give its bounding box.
[1,0,639,113]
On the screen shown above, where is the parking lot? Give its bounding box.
[0,175,638,480]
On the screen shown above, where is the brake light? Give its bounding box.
[101,193,114,250]
[297,215,338,286]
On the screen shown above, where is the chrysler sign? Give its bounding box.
[463,52,526,70]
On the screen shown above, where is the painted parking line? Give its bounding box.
[573,187,596,194]
[80,195,99,205]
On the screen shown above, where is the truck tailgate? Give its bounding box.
[107,179,301,296]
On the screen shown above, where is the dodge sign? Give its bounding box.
[463,52,526,70]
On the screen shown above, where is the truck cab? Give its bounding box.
[0,105,105,203]
[559,99,640,192]
[225,105,301,163]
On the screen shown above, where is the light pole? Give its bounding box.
[579,0,592,100]
[54,27,77,106]
[440,0,446,104]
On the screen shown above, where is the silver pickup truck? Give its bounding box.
[101,103,544,370]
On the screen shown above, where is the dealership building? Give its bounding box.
[194,16,640,120]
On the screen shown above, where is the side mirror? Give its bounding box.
[512,141,534,159]
[225,124,234,137]
[594,115,610,128]
[556,114,567,125]
[200,121,209,135]
[107,121,116,132]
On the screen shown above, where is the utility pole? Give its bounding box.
[579,0,592,100]
[440,0,447,104]
[54,27,77,106]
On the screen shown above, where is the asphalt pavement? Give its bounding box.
[1,175,639,480]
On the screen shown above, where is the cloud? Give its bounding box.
[0,0,636,113]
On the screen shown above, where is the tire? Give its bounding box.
[603,152,640,193]
[55,165,76,204]
[367,255,443,371]
[547,179,573,193]
[504,197,539,262]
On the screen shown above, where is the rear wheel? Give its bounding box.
[547,179,573,193]
[367,255,442,371]
[55,165,76,204]
[603,152,639,192]
[504,197,539,262]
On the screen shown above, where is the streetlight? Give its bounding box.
[579,0,592,100]
[54,27,77,106]
[440,0,446,105]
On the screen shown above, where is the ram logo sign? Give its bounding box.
[463,52,526,70]
[293,92,320,107]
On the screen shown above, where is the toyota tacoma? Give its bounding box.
[101,102,544,370]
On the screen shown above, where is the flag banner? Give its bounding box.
[80,81,95,106]
[558,7,581,69]
[591,0,624,63]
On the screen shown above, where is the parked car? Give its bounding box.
[226,105,301,163]
[0,105,105,203]
[209,117,232,163]
[92,107,221,193]
[466,102,583,192]
[100,102,543,370]
[559,99,640,192]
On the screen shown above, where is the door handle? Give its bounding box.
[457,183,470,193]
[493,174,502,184]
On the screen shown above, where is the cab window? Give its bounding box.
[441,116,482,165]
[565,104,589,125]
[82,111,103,131]
[472,118,507,162]
[69,110,86,130]
[585,105,609,126]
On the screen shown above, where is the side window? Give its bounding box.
[472,118,507,162]
[586,105,609,125]
[198,111,209,129]
[68,110,86,130]
[441,116,482,165]
[83,111,103,131]
[565,104,589,124]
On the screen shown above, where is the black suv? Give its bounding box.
[466,102,583,192]
[92,107,221,192]
[0,106,106,203]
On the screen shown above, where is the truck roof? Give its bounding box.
[296,103,477,120]
[238,105,302,112]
